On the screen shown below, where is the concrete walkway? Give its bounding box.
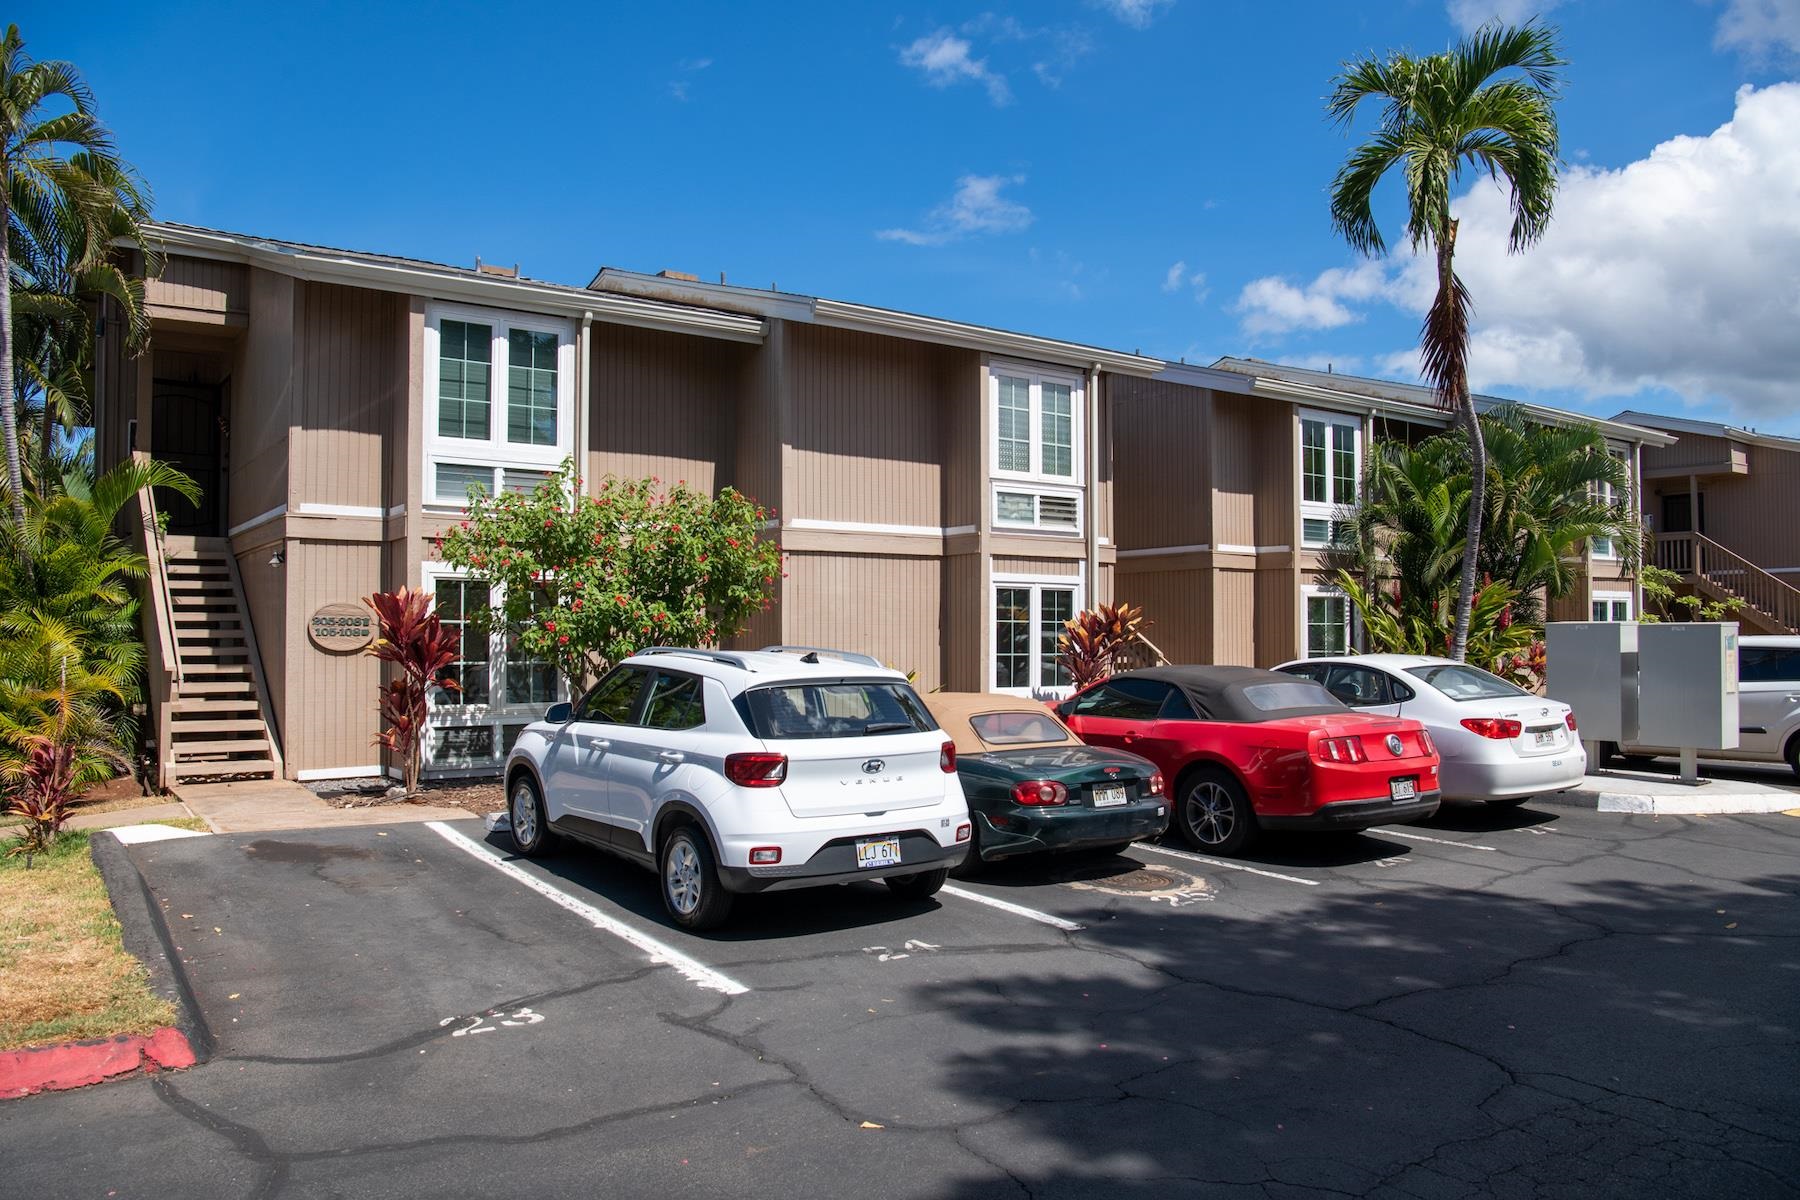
[173,778,474,833]
[1,800,198,842]
[1541,766,1800,816]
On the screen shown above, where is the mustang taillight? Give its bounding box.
[1146,771,1165,797]
[940,740,957,773]
[1418,729,1437,757]
[1012,780,1068,806]
[1565,711,1578,732]
[1317,735,1368,763]
[1461,717,1523,740]
[725,752,788,787]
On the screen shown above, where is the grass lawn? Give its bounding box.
[0,825,194,1051]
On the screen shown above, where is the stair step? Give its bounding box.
[179,664,254,676]
[168,697,260,712]
[169,759,276,779]
[176,682,257,696]
[178,635,248,648]
[167,718,269,733]
[170,737,271,755]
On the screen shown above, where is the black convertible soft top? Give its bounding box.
[1121,665,1349,723]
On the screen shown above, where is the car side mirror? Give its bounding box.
[1055,700,1075,719]
[545,702,572,724]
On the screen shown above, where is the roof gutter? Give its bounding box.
[811,298,1164,375]
[1249,376,1678,445]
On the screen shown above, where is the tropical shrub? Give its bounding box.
[2,665,128,862]
[1057,603,1157,691]
[1639,562,1743,624]
[438,459,782,690]
[365,587,462,797]
[1334,570,1540,683]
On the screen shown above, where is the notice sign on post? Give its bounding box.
[309,603,375,653]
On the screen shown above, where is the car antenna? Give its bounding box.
[802,651,820,664]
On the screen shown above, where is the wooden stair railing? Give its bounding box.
[1654,531,1800,634]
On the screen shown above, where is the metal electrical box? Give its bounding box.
[1545,622,1639,743]
[1636,623,1740,751]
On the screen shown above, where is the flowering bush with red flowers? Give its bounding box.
[438,459,782,690]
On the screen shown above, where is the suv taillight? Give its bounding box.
[1461,717,1523,740]
[1012,780,1068,806]
[940,740,957,773]
[725,752,788,788]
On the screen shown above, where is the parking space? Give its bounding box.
[6,803,1798,1199]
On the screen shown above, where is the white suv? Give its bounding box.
[503,646,972,930]
[1614,634,1800,778]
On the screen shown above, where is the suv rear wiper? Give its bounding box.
[862,721,917,735]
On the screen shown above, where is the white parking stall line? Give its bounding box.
[425,822,749,996]
[1375,829,1498,852]
[1133,842,1321,886]
[940,884,1085,931]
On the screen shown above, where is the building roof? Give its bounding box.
[1610,410,1800,453]
[1198,357,1680,447]
[589,267,1167,376]
[140,222,766,344]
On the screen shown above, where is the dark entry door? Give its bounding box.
[151,381,224,536]
[1661,491,1705,535]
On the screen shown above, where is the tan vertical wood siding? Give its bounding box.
[784,324,950,527]
[147,257,247,316]
[1117,566,1210,664]
[1111,376,1210,551]
[283,540,384,772]
[291,282,405,510]
[940,348,983,530]
[1252,405,1297,549]
[732,319,784,510]
[782,552,944,689]
[991,556,1080,577]
[1255,569,1299,666]
[942,553,983,690]
[588,324,750,493]
[233,540,289,755]
[229,269,295,526]
[1646,441,1800,569]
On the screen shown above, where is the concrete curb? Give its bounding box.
[0,1029,196,1100]
[1534,784,1799,817]
[88,831,217,1064]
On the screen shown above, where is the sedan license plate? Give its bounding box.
[1532,728,1559,748]
[1092,785,1128,808]
[855,837,902,869]
[1390,777,1418,802]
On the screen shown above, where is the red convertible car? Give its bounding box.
[1058,666,1441,855]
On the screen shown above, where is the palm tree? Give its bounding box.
[1,24,137,551]
[1326,22,1564,660]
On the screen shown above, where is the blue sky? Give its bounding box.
[21,0,1800,432]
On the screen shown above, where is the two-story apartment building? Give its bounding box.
[1614,411,1800,635]
[96,223,1163,785]
[1110,358,1676,665]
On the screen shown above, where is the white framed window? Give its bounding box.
[990,361,1085,537]
[1299,409,1361,549]
[424,304,576,509]
[1590,590,1632,622]
[992,578,1081,695]
[1590,448,1627,559]
[992,484,1083,533]
[1302,584,1354,658]
[420,563,567,774]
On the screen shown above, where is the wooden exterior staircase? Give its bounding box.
[133,465,284,786]
[1655,531,1800,635]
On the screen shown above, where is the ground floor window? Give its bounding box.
[1303,588,1352,658]
[1590,591,1632,622]
[993,581,1078,695]
[421,565,564,774]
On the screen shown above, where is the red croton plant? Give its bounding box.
[365,587,462,797]
[1057,602,1160,692]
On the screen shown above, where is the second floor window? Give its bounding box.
[991,363,1084,535]
[426,306,573,508]
[1300,410,1360,548]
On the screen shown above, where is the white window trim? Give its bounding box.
[991,481,1085,535]
[419,561,568,774]
[989,359,1085,486]
[424,302,576,512]
[990,571,1085,698]
[1590,447,1628,561]
[1590,589,1632,622]
[1301,583,1356,659]
[1298,408,1362,550]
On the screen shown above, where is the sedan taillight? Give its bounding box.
[940,740,957,773]
[1147,771,1165,797]
[1461,717,1523,740]
[1565,711,1578,732]
[1316,735,1368,763]
[725,752,788,788]
[1012,780,1068,806]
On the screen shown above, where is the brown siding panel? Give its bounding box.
[229,269,295,527]
[148,257,248,316]
[589,324,746,493]
[291,281,404,510]
[284,540,384,773]
[1111,376,1209,551]
[783,552,943,689]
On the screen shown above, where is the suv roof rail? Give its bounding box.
[636,646,752,671]
[757,645,885,669]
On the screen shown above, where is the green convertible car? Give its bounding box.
[923,692,1169,869]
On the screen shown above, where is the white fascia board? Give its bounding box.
[589,269,817,323]
[1149,362,1262,394]
[143,227,766,344]
[811,299,1164,375]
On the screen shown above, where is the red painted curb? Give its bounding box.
[0,1027,195,1100]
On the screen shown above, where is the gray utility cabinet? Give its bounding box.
[1636,623,1740,751]
[1545,622,1639,743]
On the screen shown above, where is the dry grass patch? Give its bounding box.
[0,830,177,1051]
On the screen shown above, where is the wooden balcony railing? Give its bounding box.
[1654,531,1800,633]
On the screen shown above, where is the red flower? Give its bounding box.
[543,518,553,528]
[727,538,739,548]
[653,612,667,623]
[615,595,627,607]
[545,621,557,632]
[572,599,584,610]
[558,635,569,645]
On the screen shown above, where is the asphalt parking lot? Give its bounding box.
[5,802,1798,1200]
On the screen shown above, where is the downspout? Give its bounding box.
[1087,362,1102,608]
[1631,440,1644,618]
[577,312,593,497]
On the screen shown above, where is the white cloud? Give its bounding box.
[1714,0,1800,62]
[898,29,1012,105]
[667,56,711,102]
[1233,261,1395,336]
[877,174,1034,246]
[1162,260,1210,302]
[1162,261,1187,292]
[1445,0,1564,34]
[1092,0,1175,29]
[1267,82,1800,421]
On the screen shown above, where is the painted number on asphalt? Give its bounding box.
[862,939,939,962]
[442,1006,545,1037]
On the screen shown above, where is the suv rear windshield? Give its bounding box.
[1405,663,1528,701]
[740,681,938,740]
